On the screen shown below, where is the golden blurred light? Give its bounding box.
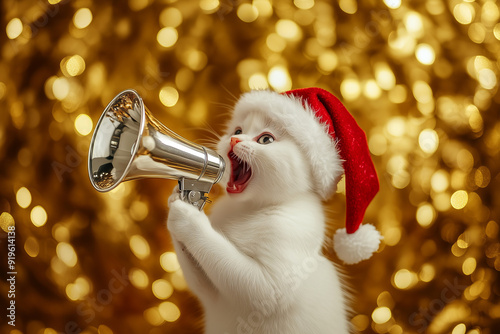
[419,264,436,282]
[98,324,113,334]
[159,86,179,107]
[375,63,396,90]
[199,0,220,12]
[416,203,436,227]
[363,80,382,99]
[468,23,486,44]
[129,235,151,260]
[404,12,424,37]
[0,212,15,232]
[418,129,439,154]
[340,78,361,101]
[457,149,474,172]
[62,55,86,77]
[493,23,500,40]
[393,269,418,289]
[382,227,401,246]
[129,0,149,11]
[158,302,181,322]
[152,279,174,300]
[384,0,401,9]
[412,81,433,104]
[477,68,496,89]
[130,268,149,289]
[66,277,90,301]
[485,220,499,239]
[6,18,23,39]
[16,187,32,208]
[392,170,410,189]
[371,306,392,324]
[185,50,208,71]
[44,328,58,334]
[73,8,93,29]
[451,190,468,209]
[170,270,188,291]
[351,314,369,331]
[52,77,70,100]
[369,133,387,156]
[462,257,477,275]
[452,323,467,334]
[426,0,445,15]
[248,73,269,89]
[188,99,208,126]
[254,0,273,17]
[339,0,357,14]
[294,0,314,10]
[388,85,407,104]
[454,3,475,25]
[160,7,183,27]
[160,252,180,272]
[48,0,63,3]
[157,27,178,48]
[474,166,490,188]
[431,170,449,192]
[482,2,500,24]
[175,68,194,92]
[237,4,259,23]
[24,236,40,258]
[129,200,149,221]
[451,241,467,257]
[74,114,93,136]
[387,155,408,175]
[56,242,78,267]
[386,117,406,137]
[457,233,469,249]
[268,66,292,91]
[275,19,302,41]
[266,33,286,52]
[144,307,164,326]
[377,291,395,308]
[53,224,70,242]
[0,81,6,100]
[317,50,338,73]
[31,205,48,227]
[415,44,436,65]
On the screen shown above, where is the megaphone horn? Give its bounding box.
[88,89,225,210]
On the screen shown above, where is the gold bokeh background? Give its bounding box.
[1,0,500,333]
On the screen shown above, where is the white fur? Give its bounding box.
[233,90,344,200]
[167,92,351,333]
[333,224,383,265]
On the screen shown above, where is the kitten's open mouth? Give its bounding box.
[227,150,252,194]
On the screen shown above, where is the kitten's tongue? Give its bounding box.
[227,151,252,194]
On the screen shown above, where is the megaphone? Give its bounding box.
[88,89,225,210]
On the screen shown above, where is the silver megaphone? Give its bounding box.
[88,89,225,210]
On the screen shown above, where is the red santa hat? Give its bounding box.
[233,87,382,264]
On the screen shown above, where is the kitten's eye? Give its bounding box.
[257,134,275,145]
[234,128,242,135]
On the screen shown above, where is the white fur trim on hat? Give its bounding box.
[333,224,383,265]
[233,90,343,199]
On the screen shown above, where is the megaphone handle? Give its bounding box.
[178,178,214,211]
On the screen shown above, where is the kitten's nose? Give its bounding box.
[230,137,241,148]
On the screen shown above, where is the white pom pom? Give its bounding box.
[333,224,383,265]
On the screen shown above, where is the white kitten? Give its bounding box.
[167,91,352,334]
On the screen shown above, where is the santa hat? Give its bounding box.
[233,88,382,264]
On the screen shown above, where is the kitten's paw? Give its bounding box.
[167,197,208,241]
[168,185,181,208]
